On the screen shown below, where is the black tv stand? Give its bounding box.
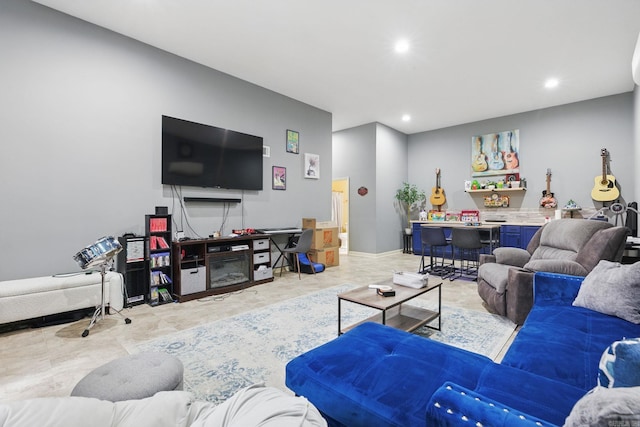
[172,234,272,302]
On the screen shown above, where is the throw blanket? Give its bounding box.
[0,384,326,427]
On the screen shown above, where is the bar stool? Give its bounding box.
[419,227,454,277]
[479,229,500,251]
[450,227,483,280]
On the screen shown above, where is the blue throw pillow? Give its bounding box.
[598,337,640,388]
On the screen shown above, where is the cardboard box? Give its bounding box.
[302,218,339,249]
[310,227,339,249]
[302,218,338,230]
[310,246,340,267]
[302,218,317,230]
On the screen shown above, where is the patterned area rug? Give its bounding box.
[138,284,515,404]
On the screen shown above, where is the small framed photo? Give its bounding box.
[286,129,299,154]
[272,166,286,190]
[304,153,320,179]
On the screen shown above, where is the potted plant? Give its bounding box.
[395,182,426,234]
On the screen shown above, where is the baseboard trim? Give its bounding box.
[348,249,406,258]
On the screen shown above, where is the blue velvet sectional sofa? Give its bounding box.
[285,271,640,426]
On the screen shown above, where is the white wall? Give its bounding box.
[0,0,332,280]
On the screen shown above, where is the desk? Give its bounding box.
[257,228,302,268]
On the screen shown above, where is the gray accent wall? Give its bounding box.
[635,86,640,204]
[333,124,378,253]
[0,0,332,280]
[408,93,635,213]
[375,124,409,253]
[334,92,636,255]
[333,123,408,254]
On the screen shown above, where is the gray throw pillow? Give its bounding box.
[573,260,640,324]
[563,386,640,427]
[493,247,531,268]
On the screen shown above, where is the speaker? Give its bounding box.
[155,206,168,215]
[626,202,638,237]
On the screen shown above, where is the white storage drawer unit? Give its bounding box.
[253,238,270,251]
[253,252,270,265]
[254,267,273,281]
[180,266,206,295]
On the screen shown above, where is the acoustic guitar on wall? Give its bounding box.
[591,148,620,202]
[487,135,505,171]
[503,131,519,170]
[540,168,557,209]
[430,168,446,209]
[472,137,488,172]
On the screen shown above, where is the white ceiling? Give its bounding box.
[32,0,640,134]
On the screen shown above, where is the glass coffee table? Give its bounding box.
[337,280,441,335]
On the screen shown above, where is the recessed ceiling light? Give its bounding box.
[395,39,410,54]
[544,78,559,89]
[402,114,411,122]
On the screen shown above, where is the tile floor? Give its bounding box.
[0,251,501,402]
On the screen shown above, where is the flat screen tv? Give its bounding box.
[162,115,263,191]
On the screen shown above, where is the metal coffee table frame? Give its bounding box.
[338,281,441,335]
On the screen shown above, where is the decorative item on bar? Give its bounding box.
[393,271,428,289]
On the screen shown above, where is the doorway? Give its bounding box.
[331,177,349,254]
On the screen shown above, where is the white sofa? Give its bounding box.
[0,384,327,427]
[0,271,124,325]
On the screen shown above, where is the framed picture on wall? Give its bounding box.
[471,129,520,177]
[304,153,320,179]
[286,129,299,154]
[272,166,286,190]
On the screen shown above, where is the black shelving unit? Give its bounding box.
[116,235,147,306]
[145,213,174,305]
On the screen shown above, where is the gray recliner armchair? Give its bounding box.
[477,219,628,325]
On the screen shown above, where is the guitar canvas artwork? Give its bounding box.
[471,129,520,177]
[591,148,620,202]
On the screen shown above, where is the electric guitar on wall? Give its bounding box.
[430,168,446,209]
[591,148,620,202]
[540,168,557,209]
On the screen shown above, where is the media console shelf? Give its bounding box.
[183,197,242,203]
[171,234,273,302]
